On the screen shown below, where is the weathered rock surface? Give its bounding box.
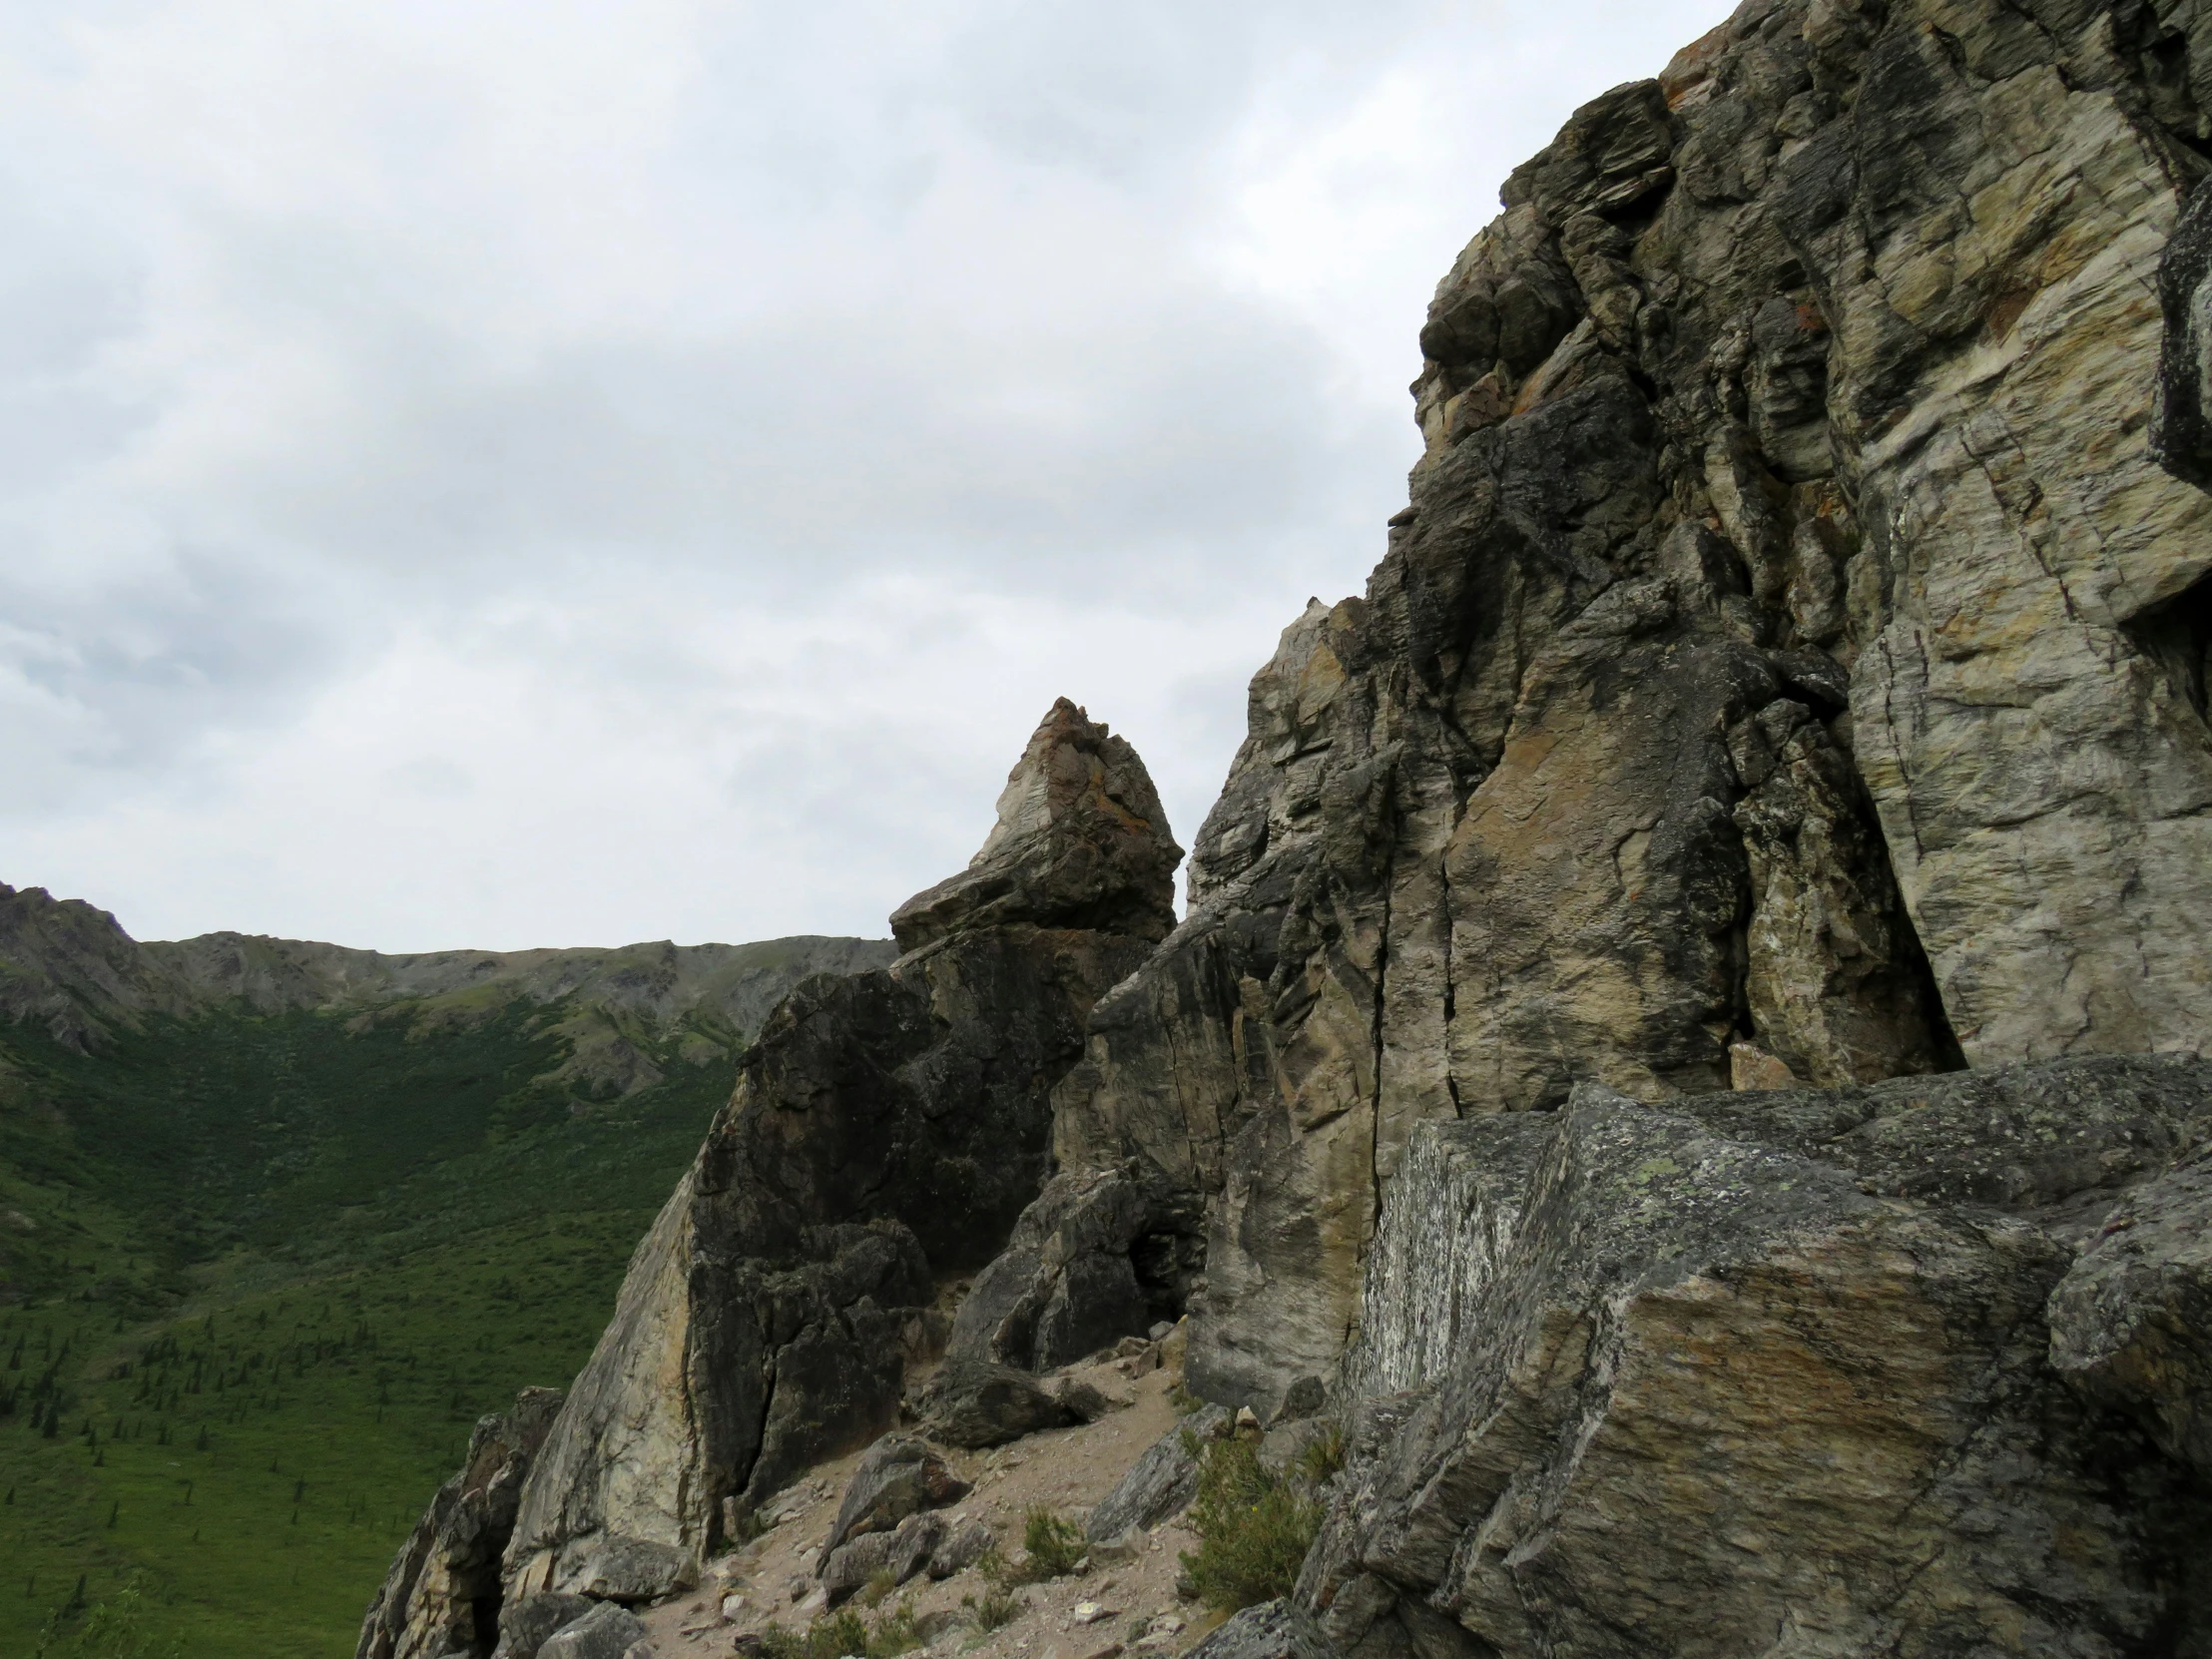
[1013,0,2212,1423]
[919,1362,1077,1449]
[1084,1404,1232,1542]
[356,1388,563,1659]
[1184,1600,1340,1659]
[821,1510,947,1606]
[1302,1058,2212,1659]
[484,1595,593,1659]
[823,1435,970,1556]
[485,703,1177,1606]
[890,698,1182,952]
[534,1601,650,1659]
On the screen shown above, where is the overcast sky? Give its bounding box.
[0,0,1723,951]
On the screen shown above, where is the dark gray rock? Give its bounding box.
[919,1363,1075,1449]
[567,1534,696,1604]
[494,703,1178,1599]
[356,1387,564,1659]
[822,1511,946,1606]
[824,1435,970,1556]
[536,1602,650,1659]
[944,1164,1203,1377]
[2048,1149,2212,1477]
[1303,1072,2212,1659]
[1184,1601,1340,1659]
[927,1516,995,1578]
[487,1595,594,1659]
[2156,176,2212,490]
[1084,1406,1231,1542]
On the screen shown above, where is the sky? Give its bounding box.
[0,0,1726,951]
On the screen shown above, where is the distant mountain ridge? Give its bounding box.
[0,881,897,1097]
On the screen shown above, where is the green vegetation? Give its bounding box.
[1013,1506,1087,1582]
[757,1599,925,1659]
[1178,1435,1324,1613]
[0,998,745,1657]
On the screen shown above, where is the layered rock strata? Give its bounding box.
[1020,0,2212,1418]
[1302,1056,2212,1658]
[482,702,1179,1617]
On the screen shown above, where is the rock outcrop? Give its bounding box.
[1017,0,2212,1421]
[373,3,2212,1655]
[471,703,1179,1620]
[357,1388,564,1659]
[1301,1056,2212,1658]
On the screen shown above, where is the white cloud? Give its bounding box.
[0,0,1726,949]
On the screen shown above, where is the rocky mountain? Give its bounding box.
[368,2,2212,1656]
[0,880,895,1099]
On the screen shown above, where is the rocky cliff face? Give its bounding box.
[1038,0,2212,1420]
[372,3,2212,1655]
[477,702,1180,1616]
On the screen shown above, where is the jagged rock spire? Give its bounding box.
[890,699,1182,952]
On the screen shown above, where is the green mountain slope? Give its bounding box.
[0,886,895,1657]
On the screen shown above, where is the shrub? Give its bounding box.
[756,1607,869,1659]
[861,1568,898,1608]
[1296,1424,1346,1486]
[1178,1436,1322,1613]
[866,1599,922,1658]
[1015,1507,1086,1581]
[963,1580,1023,1632]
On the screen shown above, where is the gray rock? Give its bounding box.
[536,1602,651,1659]
[926,1516,995,1578]
[487,1594,594,1659]
[824,1436,970,1556]
[822,1511,946,1606]
[919,1363,1074,1449]
[1304,1074,2212,1659]
[1184,1601,1339,1659]
[2155,166,2212,490]
[890,698,1182,952]
[943,1164,1202,1377]
[568,1534,696,1603]
[356,1387,564,1659]
[2048,1150,2212,1476]
[1085,1406,1231,1542]
[493,703,1176,1599]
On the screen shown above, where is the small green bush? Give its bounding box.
[860,1567,898,1608]
[865,1599,922,1659]
[1015,1506,1087,1581]
[964,1580,1023,1631]
[1178,1436,1322,1613]
[1296,1424,1346,1486]
[756,1607,870,1659]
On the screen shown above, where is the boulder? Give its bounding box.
[821,1511,946,1606]
[926,1516,996,1578]
[2047,1149,2212,1476]
[1300,1069,2212,1659]
[1184,1602,1339,1659]
[1085,1406,1231,1541]
[567,1534,696,1604]
[536,1602,651,1659]
[486,1595,594,1659]
[919,1363,1074,1449]
[824,1435,970,1555]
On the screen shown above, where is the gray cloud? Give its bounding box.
[0,0,1727,948]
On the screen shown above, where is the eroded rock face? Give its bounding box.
[356,1388,564,1659]
[486,703,1176,1607]
[1302,1060,2212,1659]
[891,697,1182,952]
[1016,0,2212,1420]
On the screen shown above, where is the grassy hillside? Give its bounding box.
[0,997,750,1656]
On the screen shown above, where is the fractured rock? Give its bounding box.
[356,1387,563,1659]
[1303,1063,2212,1659]
[1084,1405,1231,1542]
[536,1602,651,1659]
[821,1510,946,1606]
[824,1435,970,1555]
[919,1362,1075,1449]
[485,1595,594,1659]
[1185,1601,1339,1659]
[926,1516,995,1579]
